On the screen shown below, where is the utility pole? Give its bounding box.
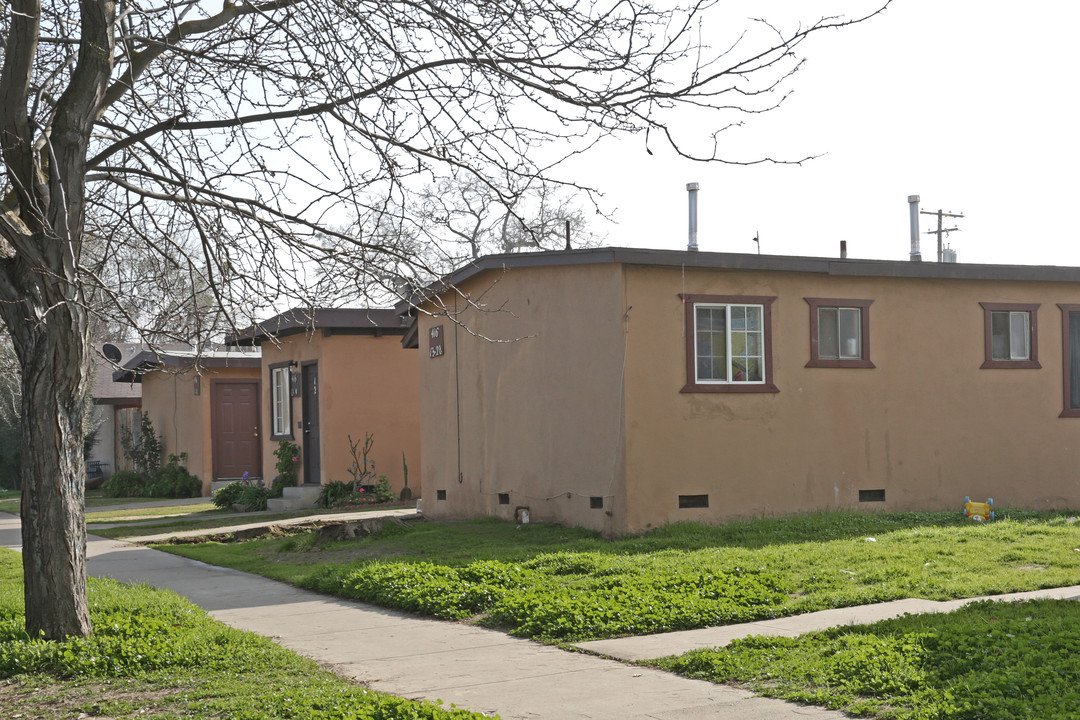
[920,207,965,262]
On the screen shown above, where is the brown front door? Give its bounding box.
[212,380,262,479]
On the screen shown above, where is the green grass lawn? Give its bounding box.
[0,489,18,514]
[652,598,1080,720]
[0,547,491,719]
[86,502,218,521]
[159,510,1080,643]
[0,489,189,515]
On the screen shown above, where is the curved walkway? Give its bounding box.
[2,509,1079,719]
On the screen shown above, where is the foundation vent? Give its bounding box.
[859,489,886,503]
[498,493,510,505]
[678,494,709,509]
[436,489,447,501]
[590,496,604,509]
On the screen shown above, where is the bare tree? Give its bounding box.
[0,0,890,638]
[416,173,605,262]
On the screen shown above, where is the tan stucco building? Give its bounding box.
[412,247,1080,535]
[116,348,263,495]
[227,308,421,498]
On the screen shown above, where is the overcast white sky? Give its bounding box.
[570,0,1080,267]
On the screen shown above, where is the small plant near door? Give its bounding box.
[211,471,270,511]
[347,432,396,503]
[271,439,300,498]
[346,433,376,490]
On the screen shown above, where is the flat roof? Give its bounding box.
[226,307,410,346]
[400,247,1080,311]
[113,348,262,383]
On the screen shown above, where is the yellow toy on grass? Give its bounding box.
[962,496,995,522]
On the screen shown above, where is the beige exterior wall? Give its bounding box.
[259,332,421,496]
[140,366,260,495]
[418,257,1080,535]
[418,263,629,533]
[623,265,1080,531]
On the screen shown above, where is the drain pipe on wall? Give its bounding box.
[908,194,922,262]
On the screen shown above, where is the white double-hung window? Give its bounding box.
[680,294,778,393]
[695,303,765,383]
[270,364,292,437]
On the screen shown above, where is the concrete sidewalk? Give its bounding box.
[574,584,1080,661]
[0,511,843,720]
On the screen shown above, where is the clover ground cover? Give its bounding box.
[161,511,1080,642]
[652,598,1080,720]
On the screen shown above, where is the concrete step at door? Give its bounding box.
[267,484,323,512]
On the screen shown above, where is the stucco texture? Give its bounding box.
[140,366,261,495]
[419,257,1080,534]
[419,263,628,534]
[259,332,421,497]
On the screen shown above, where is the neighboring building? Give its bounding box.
[409,247,1080,535]
[226,308,421,498]
[90,343,145,477]
[115,347,262,494]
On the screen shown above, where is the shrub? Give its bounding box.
[101,470,147,498]
[273,439,300,487]
[213,472,270,512]
[316,480,353,509]
[269,475,289,499]
[104,454,200,499]
[212,481,245,509]
[238,484,271,512]
[316,476,395,508]
[359,475,395,504]
[147,454,201,498]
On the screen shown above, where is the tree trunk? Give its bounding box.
[18,327,91,640]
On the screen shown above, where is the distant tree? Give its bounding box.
[413,173,605,263]
[1,0,889,639]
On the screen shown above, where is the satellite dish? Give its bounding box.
[102,343,123,364]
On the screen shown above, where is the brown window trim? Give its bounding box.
[1059,304,1080,417]
[679,293,779,394]
[980,302,1040,369]
[268,361,295,440]
[804,297,875,369]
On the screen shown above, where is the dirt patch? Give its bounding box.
[0,678,188,718]
[156,515,418,546]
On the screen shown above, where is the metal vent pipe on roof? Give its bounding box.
[687,182,699,252]
[907,195,922,261]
